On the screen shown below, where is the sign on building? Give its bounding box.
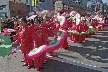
[55,1,63,11]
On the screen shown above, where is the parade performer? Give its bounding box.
[27,19,35,68]
[76,14,88,42]
[14,20,18,29]
[69,22,78,42]
[68,11,79,43]
[31,17,52,70]
[13,18,31,66]
[59,17,68,49]
[75,22,83,42]
[78,17,88,42]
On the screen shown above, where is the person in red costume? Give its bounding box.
[69,21,78,43]
[53,20,60,39]
[67,15,79,43]
[31,17,52,71]
[27,19,36,69]
[78,21,88,42]
[83,21,89,38]
[60,19,69,49]
[14,18,31,67]
[75,22,83,42]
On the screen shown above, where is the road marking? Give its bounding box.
[47,56,108,72]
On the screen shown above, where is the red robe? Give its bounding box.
[76,23,84,42]
[14,26,31,65]
[69,24,77,42]
[13,29,21,43]
[54,22,60,39]
[67,20,72,28]
[60,20,69,49]
[32,25,52,68]
[27,24,35,66]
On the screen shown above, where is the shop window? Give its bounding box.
[39,0,44,2]
[19,0,21,2]
[0,13,6,17]
[26,0,28,3]
[0,5,7,10]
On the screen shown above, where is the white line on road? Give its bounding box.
[47,56,108,72]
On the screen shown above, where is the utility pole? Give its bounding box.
[34,0,37,13]
[102,2,104,15]
[105,2,108,16]
[95,0,98,12]
[29,0,37,13]
[30,0,32,12]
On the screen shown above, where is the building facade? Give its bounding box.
[103,3,108,17]
[55,0,91,15]
[81,0,88,7]
[87,0,104,14]
[9,1,30,17]
[0,0,10,18]
[30,0,54,12]
[0,0,30,18]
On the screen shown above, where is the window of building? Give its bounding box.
[39,0,44,2]
[0,5,7,10]
[73,0,77,1]
[73,0,79,2]
[36,0,38,3]
[19,0,21,2]
[87,5,91,8]
[26,0,28,3]
[0,13,6,17]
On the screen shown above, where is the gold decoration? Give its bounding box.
[37,33,42,37]
[19,31,23,36]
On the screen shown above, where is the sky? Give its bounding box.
[102,0,108,3]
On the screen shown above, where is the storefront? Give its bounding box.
[0,12,7,18]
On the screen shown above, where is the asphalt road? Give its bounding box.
[0,27,108,72]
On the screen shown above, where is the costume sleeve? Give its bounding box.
[13,33,19,40]
[21,27,30,45]
[44,27,53,35]
[31,29,37,47]
[54,24,60,33]
[13,29,19,40]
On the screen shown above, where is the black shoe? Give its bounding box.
[37,66,43,71]
[27,67,31,69]
[21,60,24,62]
[37,68,40,71]
[27,66,32,69]
[43,60,47,64]
[22,63,27,66]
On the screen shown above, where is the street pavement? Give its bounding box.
[0,27,108,72]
